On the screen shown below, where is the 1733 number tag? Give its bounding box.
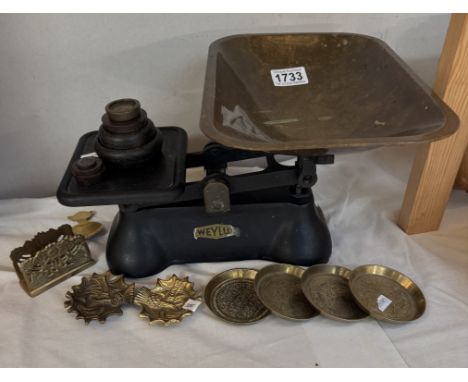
[270,66,309,87]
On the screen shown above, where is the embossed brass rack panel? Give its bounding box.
[10,225,95,297]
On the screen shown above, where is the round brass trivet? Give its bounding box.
[349,264,426,323]
[301,264,369,321]
[204,268,270,324]
[255,264,318,320]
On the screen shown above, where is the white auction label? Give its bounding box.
[182,299,202,312]
[80,152,98,158]
[377,294,393,312]
[270,66,309,87]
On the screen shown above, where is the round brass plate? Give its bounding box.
[349,264,426,323]
[301,265,369,321]
[204,268,270,324]
[72,222,104,239]
[255,264,318,320]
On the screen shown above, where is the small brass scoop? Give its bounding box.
[68,210,104,239]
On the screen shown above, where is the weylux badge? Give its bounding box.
[193,224,240,240]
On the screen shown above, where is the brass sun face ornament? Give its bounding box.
[65,272,135,324]
[134,275,200,325]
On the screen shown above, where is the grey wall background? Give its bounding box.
[0,13,450,198]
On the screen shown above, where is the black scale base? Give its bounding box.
[57,127,332,278]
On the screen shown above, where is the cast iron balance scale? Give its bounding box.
[57,33,458,278]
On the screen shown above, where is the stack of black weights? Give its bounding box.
[95,98,162,168]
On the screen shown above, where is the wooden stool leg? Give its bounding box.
[455,148,468,190]
[398,14,468,234]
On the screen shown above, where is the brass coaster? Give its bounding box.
[134,275,200,326]
[255,264,318,320]
[65,272,135,324]
[204,268,270,324]
[349,264,426,323]
[301,265,368,321]
[10,224,96,297]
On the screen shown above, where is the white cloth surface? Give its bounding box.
[0,146,467,367]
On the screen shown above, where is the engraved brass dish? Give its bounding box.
[349,264,426,323]
[255,264,318,320]
[301,264,368,321]
[65,271,135,324]
[10,224,96,297]
[204,268,270,324]
[134,275,200,325]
